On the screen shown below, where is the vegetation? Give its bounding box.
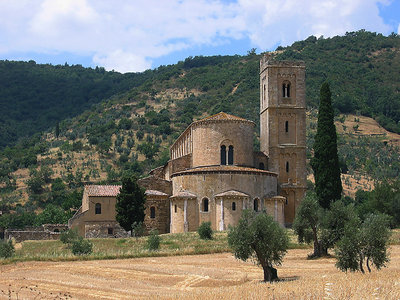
[197,222,213,240]
[71,237,93,255]
[60,229,79,245]
[311,83,342,208]
[335,214,391,273]
[0,240,15,258]
[115,176,146,236]
[147,230,161,251]
[228,210,289,282]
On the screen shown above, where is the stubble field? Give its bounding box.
[1,246,399,299]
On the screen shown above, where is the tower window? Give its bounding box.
[232,202,236,211]
[282,81,291,98]
[259,162,265,170]
[285,121,289,133]
[150,206,156,219]
[95,203,101,214]
[220,145,226,165]
[228,145,234,165]
[202,198,209,212]
[174,205,177,213]
[286,161,289,173]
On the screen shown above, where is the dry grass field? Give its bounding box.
[0,245,399,300]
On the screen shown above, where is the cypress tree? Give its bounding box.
[311,82,342,209]
[116,176,146,236]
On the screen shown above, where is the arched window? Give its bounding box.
[174,205,177,213]
[95,203,101,214]
[254,198,259,212]
[232,202,236,211]
[282,83,286,98]
[220,145,226,165]
[259,162,265,170]
[287,83,291,97]
[286,161,289,173]
[285,120,289,133]
[150,206,156,219]
[282,81,291,98]
[228,145,234,165]
[202,198,209,212]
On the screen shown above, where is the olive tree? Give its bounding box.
[335,213,391,273]
[228,210,289,282]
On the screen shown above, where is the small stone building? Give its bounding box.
[69,56,306,237]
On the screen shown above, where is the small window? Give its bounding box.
[286,161,289,173]
[220,145,227,165]
[54,229,59,233]
[282,81,291,98]
[202,198,209,212]
[228,145,234,165]
[95,203,101,214]
[285,198,288,205]
[232,202,236,211]
[285,121,289,133]
[287,83,291,97]
[108,228,113,235]
[254,199,259,212]
[259,162,265,170]
[150,206,156,219]
[174,205,177,213]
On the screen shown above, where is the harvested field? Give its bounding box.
[1,246,400,299]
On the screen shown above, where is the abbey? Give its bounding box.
[69,56,307,238]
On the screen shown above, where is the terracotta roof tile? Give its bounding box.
[170,190,197,198]
[214,190,250,198]
[85,185,121,197]
[198,112,250,122]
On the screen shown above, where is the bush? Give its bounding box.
[60,229,79,244]
[147,230,161,251]
[0,240,15,258]
[198,222,213,240]
[71,237,93,255]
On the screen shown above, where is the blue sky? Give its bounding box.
[0,0,399,73]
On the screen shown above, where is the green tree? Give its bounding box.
[115,176,146,236]
[55,122,60,139]
[311,82,342,208]
[293,192,326,257]
[335,214,391,273]
[228,210,289,282]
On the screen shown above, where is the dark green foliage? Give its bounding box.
[0,240,15,258]
[228,210,289,282]
[60,229,79,244]
[335,214,391,273]
[147,230,161,251]
[311,83,342,208]
[115,176,146,235]
[35,204,70,225]
[71,237,93,255]
[197,222,213,240]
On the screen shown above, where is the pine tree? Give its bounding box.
[115,176,146,236]
[311,82,342,209]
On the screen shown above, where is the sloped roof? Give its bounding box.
[171,165,277,177]
[198,112,250,122]
[85,185,121,197]
[170,190,197,198]
[214,190,250,198]
[145,190,168,197]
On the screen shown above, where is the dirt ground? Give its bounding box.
[1,246,400,300]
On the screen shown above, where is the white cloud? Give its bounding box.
[0,0,395,72]
[398,23,400,34]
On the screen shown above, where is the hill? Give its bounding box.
[0,30,399,228]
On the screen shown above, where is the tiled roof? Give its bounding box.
[171,165,277,177]
[85,185,121,197]
[214,190,250,198]
[145,190,168,197]
[198,112,250,122]
[170,190,197,198]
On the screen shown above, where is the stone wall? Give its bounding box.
[168,154,192,176]
[84,221,129,238]
[138,176,172,195]
[144,198,170,234]
[4,224,67,242]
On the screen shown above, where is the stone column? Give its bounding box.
[170,200,173,233]
[184,199,188,232]
[274,199,278,222]
[219,198,224,231]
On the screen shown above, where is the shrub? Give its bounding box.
[147,230,161,251]
[71,237,93,255]
[198,222,213,240]
[0,240,15,258]
[60,229,79,244]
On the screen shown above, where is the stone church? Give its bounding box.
[69,56,307,238]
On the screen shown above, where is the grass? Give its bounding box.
[0,230,311,265]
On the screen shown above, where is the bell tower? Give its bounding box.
[259,55,307,226]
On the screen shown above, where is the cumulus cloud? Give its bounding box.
[0,0,395,72]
